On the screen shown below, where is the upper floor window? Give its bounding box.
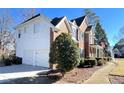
[80,31,84,40]
[71,26,77,38]
[34,23,40,33]
[18,30,21,38]
[89,35,94,44]
[76,29,78,40]
[24,27,26,33]
[34,24,36,33]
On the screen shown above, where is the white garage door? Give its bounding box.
[23,50,49,67]
[23,50,34,65]
[34,50,49,67]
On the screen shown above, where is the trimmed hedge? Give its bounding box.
[97,59,103,66]
[78,58,85,67]
[78,57,97,67]
[96,57,109,66]
[84,58,97,67]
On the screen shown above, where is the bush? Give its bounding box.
[84,58,97,67]
[97,59,103,66]
[50,33,80,73]
[49,41,59,68]
[10,55,22,64]
[102,57,109,64]
[0,54,22,66]
[4,58,12,66]
[78,58,85,67]
[95,57,102,62]
[0,54,12,66]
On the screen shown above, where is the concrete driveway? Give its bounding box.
[0,64,49,83]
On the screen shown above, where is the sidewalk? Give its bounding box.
[83,62,116,84]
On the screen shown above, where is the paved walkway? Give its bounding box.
[0,64,49,83]
[84,62,116,84]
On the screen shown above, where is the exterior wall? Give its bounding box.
[78,17,89,57]
[52,20,70,42]
[78,17,88,49]
[89,29,94,44]
[84,30,95,58]
[69,22,78,42]
[84,33,90,57]
[15,15,53,67]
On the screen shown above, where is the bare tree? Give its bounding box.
[0,9,15,55]
[84,9,100,27]
[20,8,36,21]
[113,26,124,43]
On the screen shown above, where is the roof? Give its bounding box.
[71,16,85,26]
[21,14,41,24]
[85,25,92,31]
[51,17,64,26]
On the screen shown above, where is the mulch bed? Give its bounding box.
[109,75,124,84]
[2,66,103,84]
[55,66,102,84]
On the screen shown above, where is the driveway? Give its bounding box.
[0,64,50,83]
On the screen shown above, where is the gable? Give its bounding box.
[57,19,70,33]
[79,16,88,32]
[71,16,85,26]
[51,17,64,26]
[15,14,51,29]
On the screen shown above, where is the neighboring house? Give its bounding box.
[15,13,104,68]
[113,48,121,57]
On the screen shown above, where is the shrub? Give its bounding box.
[0,54,22,66]
[0,54,12,66]
[49,41,59,68]
[78,58,84,67]
[51,33,80,73]
[84,58,97,67]
[97,59,104,66]
[95,57,104,66]
[95,57,102,62]
[10,55,22,64]
[4,58,12,66]
[102,57,109,64]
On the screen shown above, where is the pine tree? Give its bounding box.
[95,22,109,47]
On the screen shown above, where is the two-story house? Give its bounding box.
[15,13,103,68]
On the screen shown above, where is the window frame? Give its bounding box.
[18,30,21,38]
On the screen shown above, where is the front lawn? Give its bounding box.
[110,59,124,76]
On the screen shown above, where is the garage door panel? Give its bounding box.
[35,50,49,67]
[23,50,34,65]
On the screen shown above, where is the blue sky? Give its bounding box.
[3,8,124,47]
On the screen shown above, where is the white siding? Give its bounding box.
[15,15,53,67]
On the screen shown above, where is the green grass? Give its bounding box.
[110,59,124,76]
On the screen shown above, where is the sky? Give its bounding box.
[2,8,124,47]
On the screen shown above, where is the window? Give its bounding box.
[18,30,21,38]
[34,23,40,33]
[24,27,26,33]
[80,31,84,40]
[71,26,77,38]
[34,24,36,33]
[76,29,78,40]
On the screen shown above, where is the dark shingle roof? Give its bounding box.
[51,17,64,26]
[71,16,85,26]
[85,25,92,31]
[22,14,41,24]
